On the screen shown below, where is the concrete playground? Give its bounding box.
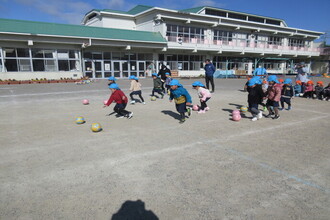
[0,77,329,220]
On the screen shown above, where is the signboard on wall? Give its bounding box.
[104,63,110,71]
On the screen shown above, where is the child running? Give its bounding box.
[265,75,282,120]
[129,76,145,104]
[192,81,211,113]
[151,73,164,98]
[280,78,294,110]
[165,72,172,95]
[169,79,192,124]
[247,76,264,121]
[103,83,133,119]
[108,76,117,86]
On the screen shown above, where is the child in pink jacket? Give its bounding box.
[192,81,212,113]
[265,75,282,120]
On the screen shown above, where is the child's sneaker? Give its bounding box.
[142,102,146,105]
[265,114,273,118]
[251,117,258,121]
[273,115,280,120]
[187,107,191,116]
[279,108,283,111]
[116,115,125,119]
[130,100,135,104]
[179,118,185,124]
[286,106,291,110]
[198,110,205,114]
[257,111,263,119]
[127,112,133,119]
[263,106,267,111]
[205,107,210,111]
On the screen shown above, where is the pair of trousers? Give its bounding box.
[114,103,130,116]
[205,75,214,91]
[130,90,144,102]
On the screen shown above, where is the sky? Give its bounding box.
[0,0,329,43]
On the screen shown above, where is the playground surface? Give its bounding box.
[0,77,329,219]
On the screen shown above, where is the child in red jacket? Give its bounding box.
[104,83,133,119]
[303,81,314,99]
[265,75,282,120]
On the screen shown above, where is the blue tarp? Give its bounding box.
[214,70,235,78]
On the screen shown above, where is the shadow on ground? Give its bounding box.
[111,200,159,220]
[161,110,181,120]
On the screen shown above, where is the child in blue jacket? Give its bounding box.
[169,79,192,123]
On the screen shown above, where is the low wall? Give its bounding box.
[0,71,83,80]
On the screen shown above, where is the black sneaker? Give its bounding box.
[127,112,133,119]
[273,115,280,120]
[265,114,273,118]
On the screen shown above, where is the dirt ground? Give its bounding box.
[0,77,329,220]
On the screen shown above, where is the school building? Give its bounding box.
[0,5,327,80]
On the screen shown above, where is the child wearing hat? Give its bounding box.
[294,80,302,96]
[169,79,192,123]
[303,81,314,99]
[151,73,164,98]
[104,83,133,119]
[246,77,264,121]
[165,72,172,95]
[192,81,211,113]
[323,83,330,101]
[280,78,294,110]
[108,76,117,86]
[129,76,145,104]
[265,75,282,119]
[314,81,324,100]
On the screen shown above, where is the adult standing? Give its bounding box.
[146,62,155,77]
[253,65,267,77]
[295,63,309,93]
[158,63,171,93]
[204,59,215,93]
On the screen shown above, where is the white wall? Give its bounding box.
[178,70,204,77]
[101,17,136,29]
[0,72,83,81]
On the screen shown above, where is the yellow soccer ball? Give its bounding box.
[151,96,157,101]
[240,106,248,112]
[91,123,102,132]
[75,116,85,124]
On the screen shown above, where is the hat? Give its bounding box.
[296,80,302,85]
[192,81,204,87]
[152,73,158,77]
[165,72,170,75]
[283,78,292,84]
[128,75,135,80]
[252,76,262,85]
[108,76,117,81]
[267,75,279,83]
[109,83,120,90]
[247,78,257,86]
[134,76,139,81]
[316,81,324,86]
[169,79,180,86]
[278,79,284,83]
[307,80,314,85]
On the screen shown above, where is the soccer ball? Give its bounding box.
[75,116,85,124]
[151,96,157,101]
[82,99,89,105]
[91,123,102,132]
[192,105,199,111]
[240,106,248,112]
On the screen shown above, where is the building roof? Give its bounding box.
[179,6,205,13]
[0,18,167,43]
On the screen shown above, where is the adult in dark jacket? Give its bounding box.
[158,64,171,92]
[204,59,215,92]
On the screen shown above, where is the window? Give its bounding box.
[205,9,227,17]
[166,24,205,43]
